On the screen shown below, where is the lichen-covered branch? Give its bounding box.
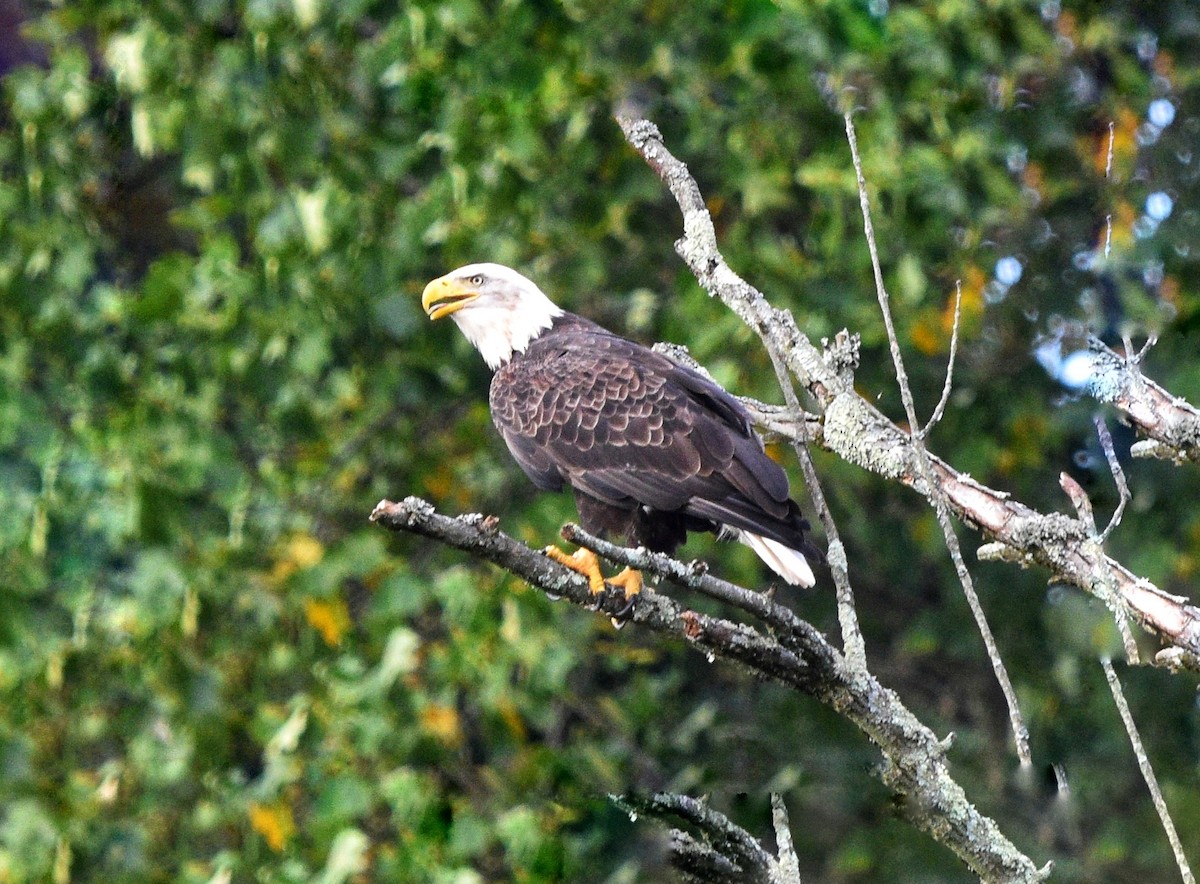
[615,113,1200,664]
[616,118,845,402]
[668,829,759,884]
[618,793,776,884]
[619,791,802,884]
[771,794,803,884]
[560,522,824,645]
[1086,337,1200,464]
[371,497,1047,881]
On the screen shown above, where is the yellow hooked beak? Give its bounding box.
[421,274,478,321]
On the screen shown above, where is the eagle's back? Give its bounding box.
[488,313,811,552]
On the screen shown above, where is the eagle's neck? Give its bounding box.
[453,293,564,370]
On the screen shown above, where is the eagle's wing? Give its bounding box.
[489,327,805,546]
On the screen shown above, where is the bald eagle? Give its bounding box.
[421,262,818,599]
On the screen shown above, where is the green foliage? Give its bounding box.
[2,0,1199,880]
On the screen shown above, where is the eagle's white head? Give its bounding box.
[421,262,564,370]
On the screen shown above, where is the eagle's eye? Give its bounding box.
[470,274,484,286]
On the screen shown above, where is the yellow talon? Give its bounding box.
[543,546,606,595]
[606,567,642,602]
[542,547,643,603]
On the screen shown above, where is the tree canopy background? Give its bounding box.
[2,0,1199,880]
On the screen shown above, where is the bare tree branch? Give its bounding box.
[370,497,1048,881]
[630,792,799,884]
[620,792,775,884]
[1080,121,1199,464]
[643,151,868,666]
[615,113,1200,666]
[1093,416,1131,542]
[668,829,760,884]
[1086,338,1200,464]
[561,523,814,640]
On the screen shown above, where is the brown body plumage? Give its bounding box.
[491,312,816,566]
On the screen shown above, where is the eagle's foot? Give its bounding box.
[543,547,642,625]
[607,567,642,628]
[607,567,642,602]
[543,546,606,595]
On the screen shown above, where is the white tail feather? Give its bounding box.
[738,531,816,587]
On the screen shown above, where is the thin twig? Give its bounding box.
[764,345,868,671]
[801,449,865,671]
[623,792,776,882]
[1101,658,1195,884]
[1135,336,1158,362]
[1104,121,1115,259]
[919,280,963,439]
[1105,121,1116,178]
[844,109,1031,766]
[1091,418,1138,661]
[843,111,917,425]
[1093,416,1130,542]
[1059,472,1095,532]
[1059,471,1138,661]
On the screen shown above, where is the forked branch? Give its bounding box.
[615,113,1200,666]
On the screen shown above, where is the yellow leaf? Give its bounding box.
[271,533,325,582]
[420,704,463,746]
[909,308,944,357]
[304,597,350,646]
[421,463,455,499]
[249,800,295,852]
[1022,161,1045,201]
[1174,553,1196,581]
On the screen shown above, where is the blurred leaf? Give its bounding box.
[249,800,296,852]
[304,597,350,646]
